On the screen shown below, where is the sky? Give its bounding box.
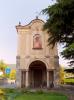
[0,0,68,67]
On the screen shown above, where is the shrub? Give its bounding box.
[35,89,44,94]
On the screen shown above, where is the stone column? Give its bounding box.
[25,70,29,88]
[16,69,21,88]
[47,70,49,88]
[16,56,21,88]
[22,71,25,87]
[54,69,59,88]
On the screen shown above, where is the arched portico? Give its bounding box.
[29,60,47,88]
[22,60,54,88]
[21,60,54,88]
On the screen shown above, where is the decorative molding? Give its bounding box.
[47,69,55,72]
[20,69,29,72]
[16,19,45,30]
[16,56,20,59]
[45,55,50,58]
[32,48,43,50]
[25,55,30,59]
[54,56,59,59]
[16,56,20,68]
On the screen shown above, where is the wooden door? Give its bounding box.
[34,69,42,88]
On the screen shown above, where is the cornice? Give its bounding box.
[16,18,45,30]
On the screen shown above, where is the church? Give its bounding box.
[16,17,59,88]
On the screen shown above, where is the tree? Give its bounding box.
[0,60,7,74]
[59,67,65,84]
[61,43,74,65]
[9,70,16,80]
[42,0,74,65]
[64,67,74,73]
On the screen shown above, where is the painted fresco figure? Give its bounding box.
[33,34,42,49]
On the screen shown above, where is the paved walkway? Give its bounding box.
[0,82,16,88]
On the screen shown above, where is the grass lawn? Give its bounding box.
[64,78,74,82]
[15,92,68,100]
[0,88,68,100]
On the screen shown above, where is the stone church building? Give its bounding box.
[16,17,59,88]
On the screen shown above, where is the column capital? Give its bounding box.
[21,69,29,72]
[47,69,54,72]
[16,56,20,69]
[16,55,20,59]
[47,70,49,72]
[54,56,59,59]
[25,69,29,72]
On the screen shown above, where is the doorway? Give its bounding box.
[29,60,47,88]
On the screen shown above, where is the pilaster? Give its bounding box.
[25,69,29,88]
[47,70,50,88]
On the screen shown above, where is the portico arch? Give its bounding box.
[27,58,49,70]
[29,60,47,88]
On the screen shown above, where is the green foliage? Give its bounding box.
[15,92,67,100]
[0,88,68,100]
[5,73,10,78]
[59,67,65,84]
[64,78,74,85]
[0,89,7,100]
[42,0,74,65]
[61,43,74,65]
[0,60,7,73]
[64,67,74,73]
[9,70,16,80]
[0,60,7,78]
[35,89,44,94]
[0,88,20,100]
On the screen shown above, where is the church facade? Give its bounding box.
[16,18,59,88]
